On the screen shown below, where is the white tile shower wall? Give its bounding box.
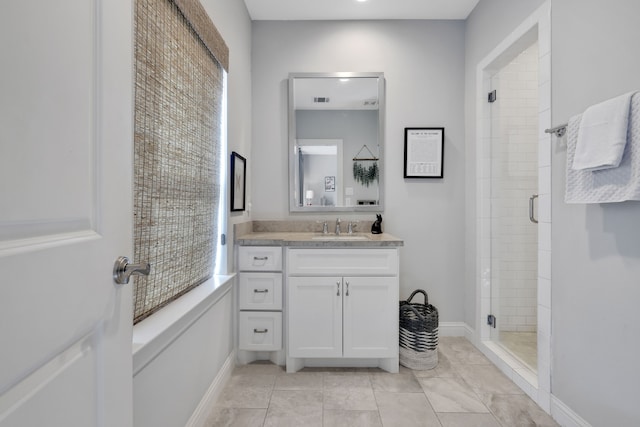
[492,42,539,333]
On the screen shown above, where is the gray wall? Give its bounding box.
[252,20,466,320]
[463,0,545,329]
[466,0,640,424]
[551,1,640,425]
[202,0,254,273]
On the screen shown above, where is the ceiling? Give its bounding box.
[243,0,480,21]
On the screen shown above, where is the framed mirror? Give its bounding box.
[289,72,385,212]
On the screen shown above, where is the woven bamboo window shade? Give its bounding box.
[133,0,228,323]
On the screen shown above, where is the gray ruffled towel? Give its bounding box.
[565,92,640,203]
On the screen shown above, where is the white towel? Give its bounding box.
[565,93,640,203]
[572,91,637,171]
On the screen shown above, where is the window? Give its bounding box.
[132,0,228,323]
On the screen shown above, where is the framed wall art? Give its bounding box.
[324,176,335,192]
[404,127,445,178]
[230,151,246,211]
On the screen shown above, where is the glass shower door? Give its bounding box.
[488,41,539,371]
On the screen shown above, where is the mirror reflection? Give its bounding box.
[289,73,384,212]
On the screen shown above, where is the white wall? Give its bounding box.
[252,20,467,320]
[133,286,234,427]
[551,1,640,425]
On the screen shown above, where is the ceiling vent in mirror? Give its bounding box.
[313,97,330,103]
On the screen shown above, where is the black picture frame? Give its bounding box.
[230,151,246,211]
[404,127,445,178]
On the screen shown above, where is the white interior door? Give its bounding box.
[0,2,133,426]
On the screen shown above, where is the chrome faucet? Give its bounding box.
[347,220,358,234]
[335,218,341,235]
[317,220,329,234]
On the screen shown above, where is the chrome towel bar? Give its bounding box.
[545,123,568,138]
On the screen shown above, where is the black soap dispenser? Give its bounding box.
[371,214,383,234]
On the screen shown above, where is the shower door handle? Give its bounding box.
[529,194,539,224]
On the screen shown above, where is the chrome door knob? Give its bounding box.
[113,256,151,285]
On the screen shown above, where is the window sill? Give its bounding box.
[132,274,235,375]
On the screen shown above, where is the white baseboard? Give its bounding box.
[551,395,592,427]
[439,321,474,338]
[185,349,236,427]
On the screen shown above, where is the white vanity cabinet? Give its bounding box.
[238,246,282,353]
[288,275,396,358]
[286,248,399,372]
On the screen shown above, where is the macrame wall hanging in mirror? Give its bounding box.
[352,144,379,187]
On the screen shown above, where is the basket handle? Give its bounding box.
[406,289,428,306]
[400,304,426,321]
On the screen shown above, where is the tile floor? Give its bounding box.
[499,331,537,371]
[205,337,558,427]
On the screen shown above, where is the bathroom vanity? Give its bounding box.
[235,223,403,373]
[287,247,399,373]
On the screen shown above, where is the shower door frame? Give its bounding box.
[474,1,552,413]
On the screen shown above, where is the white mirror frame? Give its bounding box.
[288,72,385,213]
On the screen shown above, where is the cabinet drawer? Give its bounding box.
[239,312,282,351]
[239,246,282,271]
[287,248,398,276]
[239,273,282,310]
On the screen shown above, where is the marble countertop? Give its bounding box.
[235,231,404,247]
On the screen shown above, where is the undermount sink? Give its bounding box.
[311,234,370,241]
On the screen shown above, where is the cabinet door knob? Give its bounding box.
[253,328,268,334]
[253,289,269,293]
[336,281,340,296]
[346,281,350,296]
